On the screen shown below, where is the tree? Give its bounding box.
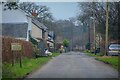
[62,39,69,47]
[77,2,119,41]
[19,2,53,21]
[3,1,53,21]
[3,1,18,10]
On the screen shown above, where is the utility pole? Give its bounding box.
[71,26,73,51]
[81,25,84,51]
[105,0,109,56]
[93,14,96,55]
[88,20,91,50]
[92,0,96,55]
[72,26,74,51]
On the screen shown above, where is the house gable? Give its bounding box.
[1,4,30,40]
[31,22,42,39]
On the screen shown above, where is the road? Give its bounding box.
[26,52,118,78]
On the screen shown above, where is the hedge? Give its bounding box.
[2,36,33,63]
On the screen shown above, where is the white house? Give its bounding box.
[31,18,48,41]
[30,18,49,56]
[1,3,31,41]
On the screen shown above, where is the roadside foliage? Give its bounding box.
[2,36,33,63]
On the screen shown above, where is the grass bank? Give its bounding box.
[2,52,60,79]
[84,50,119,70]
[96,56,119,70]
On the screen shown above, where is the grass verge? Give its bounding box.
[2,52,60,79]
[96,56,119,70]
[85,52,103,57]
[84,51,119,70]
[52,52,60,57]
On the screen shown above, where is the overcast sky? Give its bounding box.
[19,0,119,2]
[18,0,120,20]
[36,2,79,20]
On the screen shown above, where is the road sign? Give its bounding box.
[11,43,22,68]
[11,43,22,51]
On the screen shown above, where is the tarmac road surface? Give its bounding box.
[26,51,118,78]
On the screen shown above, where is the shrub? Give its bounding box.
[32,44,41,58]
[62,39,69,47]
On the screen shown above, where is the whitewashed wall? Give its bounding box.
[31,23,42,39]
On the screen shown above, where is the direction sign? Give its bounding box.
[11,43,22,51]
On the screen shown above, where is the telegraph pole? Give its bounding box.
[71,26,73,51]
[93,14,96,55]
[72,26,74,51]
[92,1,96,55]
[88,24,91,50]
[105,0,109,56]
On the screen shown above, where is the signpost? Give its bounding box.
[11,43,22,51]
[11,43,22,68]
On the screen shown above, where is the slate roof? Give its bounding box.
[2,4,28,23]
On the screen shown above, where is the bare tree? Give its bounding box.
[19,2,53,21]
[3,1,53,21]
[77,2,119,40]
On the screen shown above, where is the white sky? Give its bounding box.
[19,0,119,2]
[36,2,79,20]
[1,0,120,20]
[2,0,119,2]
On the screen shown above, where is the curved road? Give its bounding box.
[26,52,118,78]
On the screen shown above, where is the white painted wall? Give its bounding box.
[26,17,32,41]
[31,23,42,39]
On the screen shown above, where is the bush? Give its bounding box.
[84,50,91,53]
[62,39,69,47]
[32,44,41,58]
